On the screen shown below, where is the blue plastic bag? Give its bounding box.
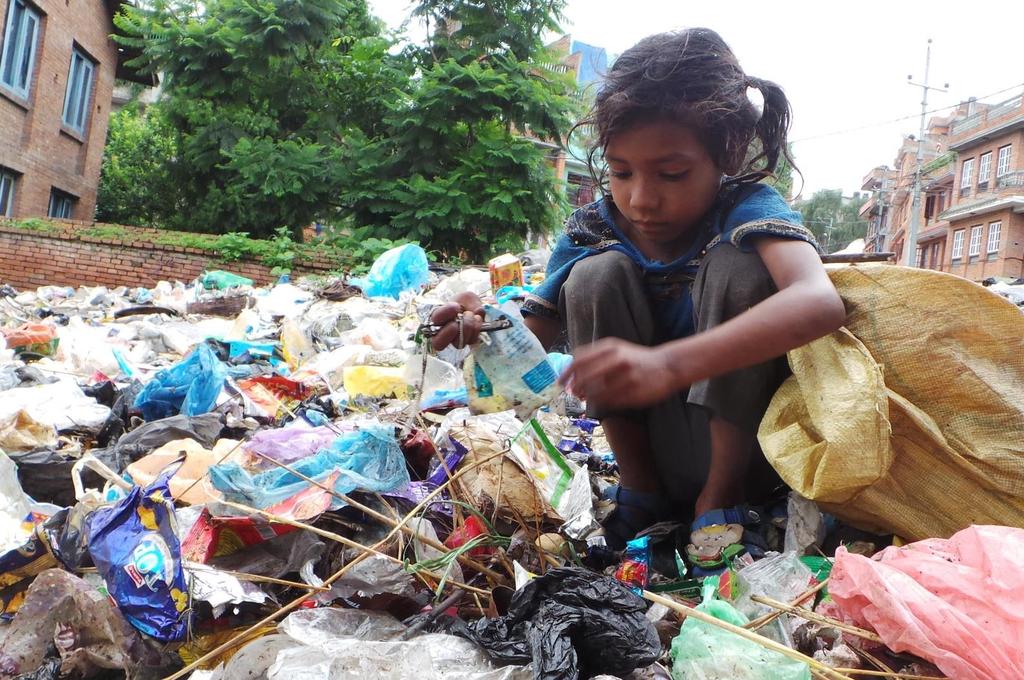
[86,464,189,642]
[134,344,227,421]
[209,423,410,509]
[350,243,429,299]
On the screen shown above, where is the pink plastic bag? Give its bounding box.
[830,525,1024,680]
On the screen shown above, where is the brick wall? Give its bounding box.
[0,0,120,220]
[0,221,338,291]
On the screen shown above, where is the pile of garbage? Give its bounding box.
[0,245,1021,680]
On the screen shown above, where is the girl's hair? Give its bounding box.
[576,28,798,188]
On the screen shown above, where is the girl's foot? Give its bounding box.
[601,485,673,550]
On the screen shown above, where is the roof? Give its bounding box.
[949,114,1024,152]
[939,195,1024,222]
[103,0,159,86]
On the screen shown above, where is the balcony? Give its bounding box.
[997,171,1024,190]
[951,113,983,136]
[950,94,1024,151]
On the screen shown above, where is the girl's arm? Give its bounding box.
[560,238,846,409]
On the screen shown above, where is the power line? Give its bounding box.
[790,80,1024,144]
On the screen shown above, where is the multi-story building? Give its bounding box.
[861,94,1024,280]
[0,0,151,221]
[542,35,608,208]
[860,165,896,253]
[881,112,957,264]
[941,94,1024,280]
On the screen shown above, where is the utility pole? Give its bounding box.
[905,39,948,267]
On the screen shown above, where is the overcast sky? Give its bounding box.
[367,0,1024,198]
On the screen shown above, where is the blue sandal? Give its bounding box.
[601,485,673,550]
[687,506,769,573]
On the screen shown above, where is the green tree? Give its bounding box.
[97,103,178,226]
[338,0,578,261]
[795,189,869,253]
[113,0,404,238]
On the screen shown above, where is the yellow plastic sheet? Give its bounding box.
[759,264,1024,540]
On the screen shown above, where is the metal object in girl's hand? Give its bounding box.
[417,317,514,338]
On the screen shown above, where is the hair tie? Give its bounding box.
[746,83,765,117]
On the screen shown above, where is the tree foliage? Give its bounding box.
[96,103,178,226]
[103,0,577,257]
[110,0,405,238]
[794,189,869,253]
[340,0,578,260]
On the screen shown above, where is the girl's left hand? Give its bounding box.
[559,339,683,410]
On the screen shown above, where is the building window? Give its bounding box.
[977,152,992,191]
[968,225,983,257]
[48,188,75,219]
[997,145,1012,177]
[951,229,965,260]
[915,247,923,268]
[960,158,974,197]
[988,221,1002,254]
[0,168,15,216]
[61,47,95,134]
[0,0,41,99]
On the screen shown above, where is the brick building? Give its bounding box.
[0,0,151,221]
[943,94,1024,280]
[860,92,1024,281]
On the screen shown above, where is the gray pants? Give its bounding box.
[558,246,789,507]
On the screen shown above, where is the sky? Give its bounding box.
[367,0,1024,198]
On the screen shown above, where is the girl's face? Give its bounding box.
[605,120,723,249]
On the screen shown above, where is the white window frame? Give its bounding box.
[951,229,965,260]
[0,0,41,99]
[977,152,992,187]
[968,225,983,257]
[0,168,15,217]
[987,221,1002,254]
[47,188,73,219]
[61,47,95,134]
[960,158,974,193]
[997,145,1012,177]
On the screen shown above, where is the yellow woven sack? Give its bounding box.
[759,265,1024,540]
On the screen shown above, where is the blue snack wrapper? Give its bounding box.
[86,464,189,642]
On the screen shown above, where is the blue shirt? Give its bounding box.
[522,182,817,340]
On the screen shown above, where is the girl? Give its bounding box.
[430,28,845,556]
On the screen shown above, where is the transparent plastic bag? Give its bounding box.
[732,552,814,647]
[465,305,560,420]
[210,422,410,510]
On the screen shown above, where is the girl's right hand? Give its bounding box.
[428,292,485,351]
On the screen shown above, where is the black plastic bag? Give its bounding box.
[8,449,120,508]
[435,567,661,680]
[101,412,224,471]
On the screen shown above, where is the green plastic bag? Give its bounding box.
[200,270,253,289]
[670,577,810,680]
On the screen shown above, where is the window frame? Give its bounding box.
[47,187,74,219]
[0,167,15,217]
[951,229,965,260]
[960,157,975,196]
[968,225,983,257]
[61,46,95,134]
[987,221,1002,254]
[0,0,42,100]
[977,152,992,190]
[996,145,1013,178]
